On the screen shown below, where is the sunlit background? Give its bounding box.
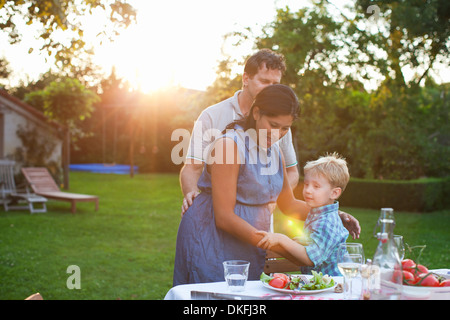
[0,0,310,92]
[2,0,449,94]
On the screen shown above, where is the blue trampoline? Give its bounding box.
[69,163,138,174]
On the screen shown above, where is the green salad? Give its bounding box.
[260,271,335,291]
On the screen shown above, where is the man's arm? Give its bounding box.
[179,108,210,216]
[338,211,361,239]
[180,160,203,197]
[180,159,203,216]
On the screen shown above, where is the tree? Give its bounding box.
[200,57,243,108]
[356,0,449,87]
[0,57,11,80]
[0,0,136,70]
[24,77,99,135]
[24,77,99,188]
[9,70,60,101]
[240,1,449,179]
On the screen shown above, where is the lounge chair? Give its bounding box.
[0,160,47,214]
[21,167,99,214]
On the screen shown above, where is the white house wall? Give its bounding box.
[0,94,63,172]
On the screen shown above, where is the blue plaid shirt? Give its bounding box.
[300,201,349,276]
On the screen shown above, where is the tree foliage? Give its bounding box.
[0,0,136,70]
[0,57,11,79]
[220,0,450,180]
[356,0,450,87]
[24,77,99,141]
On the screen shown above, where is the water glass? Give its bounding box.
[223,260,250,292]
[337,243,364,300]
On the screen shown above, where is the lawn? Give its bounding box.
[0,172,449,300]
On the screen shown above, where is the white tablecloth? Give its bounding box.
[164,277,346,300]
[165,269,450,300]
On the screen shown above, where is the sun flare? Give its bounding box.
[90,1,225,93]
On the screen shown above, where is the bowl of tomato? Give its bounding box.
[401,259,450,300]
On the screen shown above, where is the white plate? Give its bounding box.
[261,279,337,295]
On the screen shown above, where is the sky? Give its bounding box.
[1,0,307,92]
[0,0,448,92]
[91,0,304,92]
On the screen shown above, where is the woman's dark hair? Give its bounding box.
[226,84,300,132]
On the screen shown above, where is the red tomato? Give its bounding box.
[402,270,415,284]
[417,273,440,287]
[269,277,287,289]
[273,273,289,282]
[439,279,450,287]
[415,264,429,275]
[401,259,416,273]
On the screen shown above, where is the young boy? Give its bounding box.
[256,152,350,276]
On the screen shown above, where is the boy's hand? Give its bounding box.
[256,230,285,250]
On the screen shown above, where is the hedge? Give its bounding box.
[293,177,450,212]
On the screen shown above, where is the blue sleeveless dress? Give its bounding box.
[173,127,284,286]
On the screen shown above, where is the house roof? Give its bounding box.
[0,88,65,130]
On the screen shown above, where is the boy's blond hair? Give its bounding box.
[304,152,350,192]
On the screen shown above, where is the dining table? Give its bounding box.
[165,269,450,301]
[165,276,348,300]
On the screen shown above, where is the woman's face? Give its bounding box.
[253,107,293,148]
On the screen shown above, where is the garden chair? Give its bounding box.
[264,250,300,275]
[21,167,99,214]
[0,160,47,214]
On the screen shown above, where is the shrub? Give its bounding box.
[294,177,450,212]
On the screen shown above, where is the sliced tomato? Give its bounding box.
[273,273,290,282]
[269,277,287,289]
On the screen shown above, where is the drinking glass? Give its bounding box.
[223,260,250,292]
[337,243,364,300]
[393,235,405,260]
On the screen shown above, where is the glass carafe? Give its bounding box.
[370,208,403,300]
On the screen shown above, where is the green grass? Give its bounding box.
[0,172,448,300]
[0,172,182,300]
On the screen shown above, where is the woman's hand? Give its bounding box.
[256,231,315,267]
[255,230,288,250]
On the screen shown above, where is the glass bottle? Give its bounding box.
[370,208,403,300]
[360,259,373,300]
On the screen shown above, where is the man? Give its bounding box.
[179,48,360,239]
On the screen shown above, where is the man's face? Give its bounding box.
[243,63,282,101]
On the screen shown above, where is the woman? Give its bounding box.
[173,84,312,285]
